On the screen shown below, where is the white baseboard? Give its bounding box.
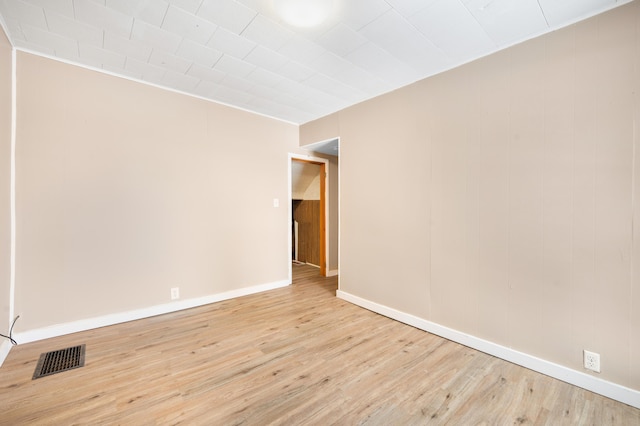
[336,290,640,409]
[14,279,290,345]
[326,269,339,277]
[0,340,12,367]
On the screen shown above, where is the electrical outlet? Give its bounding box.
[584,350,600,373]
[171,287,180,300]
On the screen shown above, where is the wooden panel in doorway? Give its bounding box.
[293,199,320,266]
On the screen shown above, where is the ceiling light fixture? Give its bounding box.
[273,0,336,28]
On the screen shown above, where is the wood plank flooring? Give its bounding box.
[0,264,638,425]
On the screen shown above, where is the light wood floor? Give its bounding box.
[0,264,638,425]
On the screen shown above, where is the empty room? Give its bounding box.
[0,0,639,424]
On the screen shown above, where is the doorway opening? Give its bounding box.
[289,155,327,279]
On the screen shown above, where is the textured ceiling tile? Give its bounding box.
[274,79,304,96]
[102,60,130,75]
[197,0,256,34]
[409,0,495,61]
[0,18,25,40]
[0,0,628,124]
[186,62,225,83]
[74,0,133,38]
[246,96,284,111]
[248,97,313,123]
[278,34,326,67]
[214,54,256,78]
[169,0,203,14]
[207,26,256,58]
[176,38,222,68]
[79,43,126,69]
[25,0,74,18]
[192,79,221,98]
[309,51,352,78]
[162,5,216,44]
[316,23,367,57]
[537,0,615,27]
[340,0,392,31]
[131,19,182,53]
[13,38,54,54]
[346,42,421,86]
[464,0,548,45]
[333,64,392,94]
[280,109,315,125]
[305,73,364,103]
[104,31,152,62]
[116,62,143,79]
[244,95,278,110]
[125,56,167,81]
[148,49,192,74]
[241,14,292,51]
[221,74,253,92]
[359,9,447,73]
[0,0,47,28]
[385,0,438,16]
[278,60,315,82]
[244,45,289,72]
[276,81,341,108]
[105,0,169,27]
[246,83,281,101]
[161,69,200,92]
[21,23,78,57]
[214,84,254,105]
[275,91,306,109]
[246,68,285,88]
[45,10,103,47]
[234,0,266,14]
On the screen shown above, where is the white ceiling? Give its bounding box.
[0,0,632,124]
[303,137,338,156]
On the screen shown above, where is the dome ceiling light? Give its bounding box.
[273,0,336,28]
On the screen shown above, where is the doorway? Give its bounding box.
[289,155,327,278]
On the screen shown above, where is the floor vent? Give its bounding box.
[33,344,86,379]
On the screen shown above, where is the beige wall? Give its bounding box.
[0,26,11,336]
[301,2,640,391]
[15,52,301,331]
[302,170,321,201]
[299,113,339,147]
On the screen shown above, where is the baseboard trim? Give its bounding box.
[326,269,339,277]
[0,340,12,367]
[15,279,290,344]
[336,290,640,409]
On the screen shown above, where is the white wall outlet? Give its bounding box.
[171,287,180,300]
[584,350,601,373]
[273,198,279,207]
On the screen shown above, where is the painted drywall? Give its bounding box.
[291,161,320,200]
[300,113,339,147]
[14,52,302,332]
[0,25,12,347]
[301,2,640,392]
[302,172,321,201]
